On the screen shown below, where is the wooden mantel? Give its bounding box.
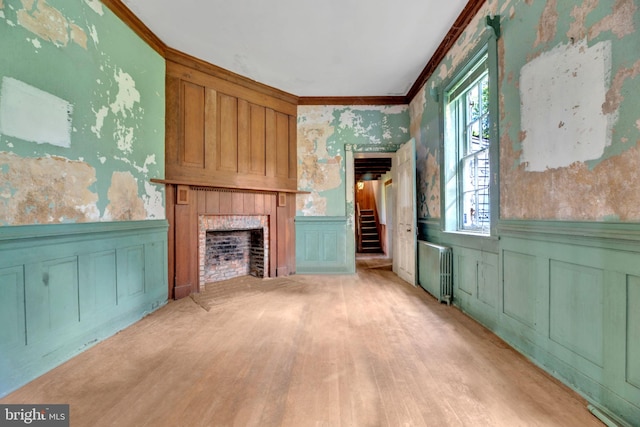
[151,178,308,194]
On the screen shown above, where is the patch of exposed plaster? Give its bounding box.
[437,1,499,81]
[409,86,426,147]
[520,39,614,171]
[84,0,103,16]
[567,0,598,41]
[534,0,558,47]
[0,0,4,9]
[602,59,640,114]
[425,151,440,218]
[0,152,99,225]
[502,132,640,220]
[16,0,88,49]
[296,192,328,217]
[590,0,636,40]
[103,171,146,221]
[143,181,164,219]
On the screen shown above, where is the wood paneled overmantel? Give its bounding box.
[163,52,299,300]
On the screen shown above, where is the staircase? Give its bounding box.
[358,208,382,253]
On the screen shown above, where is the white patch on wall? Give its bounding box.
[28,37,41,49]
[520,39,613,171]
[143,182,165,219]
[110,70,140,117]
[109,69,140,154]
[88,24,99,45]
[84,0,104,15]
[0,77,73,148]
[90,106,109,138]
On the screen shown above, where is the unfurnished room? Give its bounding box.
[0,0,639,426]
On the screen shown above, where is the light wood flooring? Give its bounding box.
[1,257,602,426]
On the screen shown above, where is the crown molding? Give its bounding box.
[298,96,408,106]
[101,0,167,56]
[406,0,487,101]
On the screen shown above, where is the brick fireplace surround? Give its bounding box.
[198,215,269,292]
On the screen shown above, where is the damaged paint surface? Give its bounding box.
[411,0,640,222]
[0,0,165,225]
[0,152,99,223]
[16,0,88,49]
[520,39,614,171]
[297,105,409,217]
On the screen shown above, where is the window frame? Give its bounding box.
[440,35,499,237]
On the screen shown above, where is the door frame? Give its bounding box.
[345,144,401,267]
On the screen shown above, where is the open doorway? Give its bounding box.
[353,154,394,260]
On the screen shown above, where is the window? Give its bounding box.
[443,44,497,235]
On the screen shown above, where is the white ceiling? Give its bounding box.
[121,0,469,97]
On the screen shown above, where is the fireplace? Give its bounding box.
[198,215,269,292]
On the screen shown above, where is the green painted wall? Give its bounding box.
[297,105,409,217]
[0,0,165,225]
[0,0,168,398]
[412,1,640,424]
[296,105,409,274]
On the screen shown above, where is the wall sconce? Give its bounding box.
[357,181,364,190]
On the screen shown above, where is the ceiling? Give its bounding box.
[121,0,469,98]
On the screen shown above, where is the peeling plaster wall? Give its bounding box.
[297,105,409,217]
[0,0,165,226]
[411,0,640,222]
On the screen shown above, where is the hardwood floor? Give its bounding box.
[1,258,602,426]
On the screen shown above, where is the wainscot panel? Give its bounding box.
[496,220,640,426]
[295,217,355,274]
[0,221,168,397]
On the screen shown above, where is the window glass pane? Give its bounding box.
[444,49,492,234]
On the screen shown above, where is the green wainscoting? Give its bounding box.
[295,217,355,274]
[417,219,640,426]
[0,220,168,397]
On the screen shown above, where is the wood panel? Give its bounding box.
[165,75,180,170]
[118,246,145,298]
[0,266,26,348]
[265,108,277,178]
[26,257,79,344]
[628,275,640,388]
[166,185,176,300]
[217,94,238,172]
[0,220,168,396]
[276,112,289,178]
[502,250,537,328]
[165,62,298,192]
[182,82,205,166]
[288,116,297,180]
[173,203,192,300]
[237,99,251,174]
[204,88,217,170]
[549,260,604,367]
[295,217,353,274]
[167,60,297,116]
[250,104,266,175]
